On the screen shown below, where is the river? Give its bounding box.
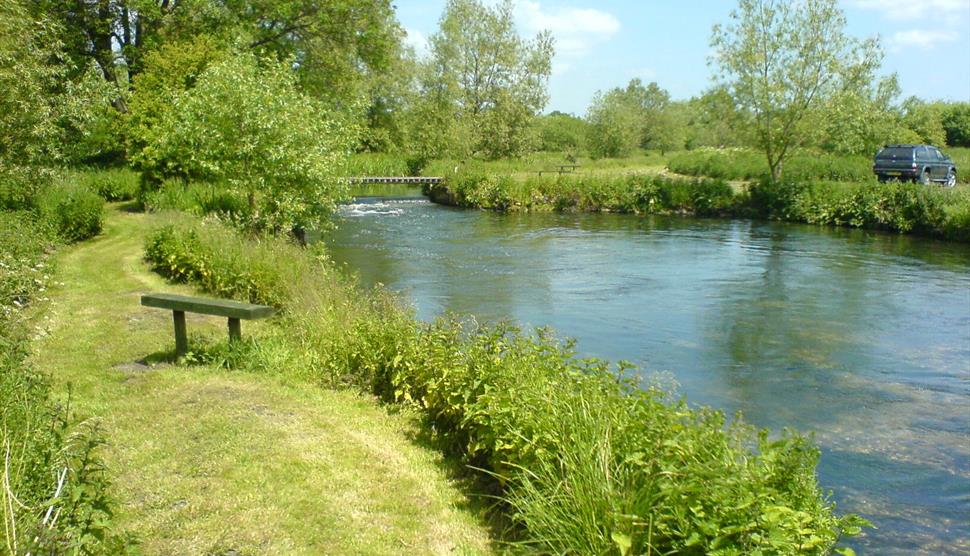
[327,187,970,555]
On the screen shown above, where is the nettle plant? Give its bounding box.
[137,52,358,233]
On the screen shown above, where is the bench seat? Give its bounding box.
[141,293,275,358]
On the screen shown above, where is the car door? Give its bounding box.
[934,148,950,180]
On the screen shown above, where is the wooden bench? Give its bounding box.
[141,293,275,358]
[538,164,581,177]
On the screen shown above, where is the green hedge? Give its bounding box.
[144,218,867,554]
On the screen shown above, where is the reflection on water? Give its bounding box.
[328,190,970,555]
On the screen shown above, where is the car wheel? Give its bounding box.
[945,169,956,187]
[920,169,931,185]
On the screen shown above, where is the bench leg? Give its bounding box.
[228,317,241,343]
[173,310,188,358]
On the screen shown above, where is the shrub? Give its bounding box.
[73,167,140,201]
[144,220,867,554]
[35,183,103,242]
[132,52,357,233]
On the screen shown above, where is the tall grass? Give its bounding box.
[60,167,140,201]
[344,152,412,176]
[144,217,868,554]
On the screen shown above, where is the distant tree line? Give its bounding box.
[2,0,969,211]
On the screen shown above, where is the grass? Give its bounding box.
[28,204,496,554]
[422,150,671,181]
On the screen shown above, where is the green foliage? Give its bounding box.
[133,52,357,233]
[586,90,643,159]
[418,0,554,159]
[668,149,874,182]
[127,35,228,173]
[900,97,947,147]
[65,168,141,202]
[431,172,736,216]
[345,152,412,177]
[683,87,750,149]
[711,0,882,180]
[0,211,127,554]
[817,75,912,156]
[747,178,970,238]
[143,219,868,554]
[586,80,684,158]
[35,182,104,243]
[432,160,970,241]
[941,102,970,147]
[535,112,589,153]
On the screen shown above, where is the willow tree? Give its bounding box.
[711,0,881,181]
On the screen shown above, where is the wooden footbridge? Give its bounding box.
[347,176,443,185]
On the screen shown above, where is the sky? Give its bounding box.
[394,0,970,116]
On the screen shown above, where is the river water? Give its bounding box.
[327,188,970,554]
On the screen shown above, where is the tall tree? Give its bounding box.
[33,0,403,108]
[586,79,683,157]
[423,0,553,159]
[711,0,881,180]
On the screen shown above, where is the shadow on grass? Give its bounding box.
[393,408,523,550]
[117,200,143,213]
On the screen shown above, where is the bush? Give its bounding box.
[144,220,867,554]
[35,183,103,242]
[746,178,970,239]
[433,171,737,217]
[69,167,140,201]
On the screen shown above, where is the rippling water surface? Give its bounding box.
[329,190,970,554]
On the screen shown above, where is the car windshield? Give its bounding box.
[876,147,914,159]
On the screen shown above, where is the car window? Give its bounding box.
[876,147,913,159]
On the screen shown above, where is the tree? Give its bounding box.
[941,102,970,147]
[586,79,683,157]
[135,53,358,232]
[711,0,881,180]
[535,112,589,153]
[818,75,909,155]
[900,98,947,147]
[422,0,553,159]
[586,89,642,158]
[684,87,750,149]
[33,0,404,107]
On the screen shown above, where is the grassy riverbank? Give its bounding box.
[29,205,495,554]
[142,208,867,554]
[425,171,970,242]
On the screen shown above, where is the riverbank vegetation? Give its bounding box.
[3,0,966,551]
[143,216,868,554]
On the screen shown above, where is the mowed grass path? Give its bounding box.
[30,206,495,555]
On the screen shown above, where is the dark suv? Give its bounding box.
[873,144,957,187]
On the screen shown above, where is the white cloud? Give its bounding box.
[515,1,620,57]
[889,29,959,50]
[404,28,429,57]
[849,0,969,20]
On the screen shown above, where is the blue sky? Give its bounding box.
[395,0,970,115]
